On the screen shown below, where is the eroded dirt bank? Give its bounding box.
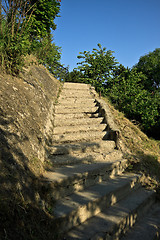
[0,63,61,239]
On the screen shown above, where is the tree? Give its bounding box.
[0,0,35,73]
[65,69,84,83]
[76,43,118,94]
[134,48,160,91]
[107,68,160,138]
[0,0,61,74]
[29,0,60,39]
[33,35,61,68]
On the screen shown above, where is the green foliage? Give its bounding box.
[75,45,160,139]
[51,63,69,81]
[29,0,60,39]
[106,68,160,137]
[76,43,118,93]
[134,48,160,90]
[0,25,30,74]
[32,36,61,68]
[30,35,68,81]
[65,69,84,83]
[0,0,33,73]
[0,0,62,75]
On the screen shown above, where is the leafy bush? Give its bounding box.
[65,70,84,83]
[134,48,160,91]
[74,45,160,139]
[0,32,31,74]
[76,43,118,94]
[106,68,160,138]
[0,1,32,74]
[0,0,61,75]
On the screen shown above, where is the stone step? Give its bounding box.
[121,203,160,240]
[54,173,141,235]
[54,112,100,120]
[51,130,107,144]
[57,98,95,106]
[48,140,115,155]
[55,106,99,114]
[53,123,106,135]
[54,116,103,127]
[63,82,90,90]
[59,93,93,100]
[65,188,156,240]
[56,101,96,108]
[61,88,90,94]
[42,159,128,200]
[47,150,123,167]
[60,92,91,98]
[43,82,158,240]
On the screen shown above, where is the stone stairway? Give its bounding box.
[42,82,160,239]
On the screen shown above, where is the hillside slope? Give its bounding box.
[104,97,160,188]
[0,68,160,239]
[0,61,61,239]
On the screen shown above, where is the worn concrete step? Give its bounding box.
[63,82,90,90]
[121,202,160,240]
[52,130,107,144]
[56,101,96,109]
[48,140,115,155]
[54,173,141,235]
[54,116,103,127]
[65,188,156,240]
[61,88,90,93]
[57,98,95,106]
[55,105,99,114]
[47,150,123,167]
[42,159,128,200]
[59,93,93,100]
[54,112,100,121]
[53,123,106,135]
[60,92,91,99]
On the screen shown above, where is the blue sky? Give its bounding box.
[54,0,160,71]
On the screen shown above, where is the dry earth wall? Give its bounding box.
[0,63,60,201]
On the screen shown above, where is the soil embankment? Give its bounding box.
[0,62,61,239]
